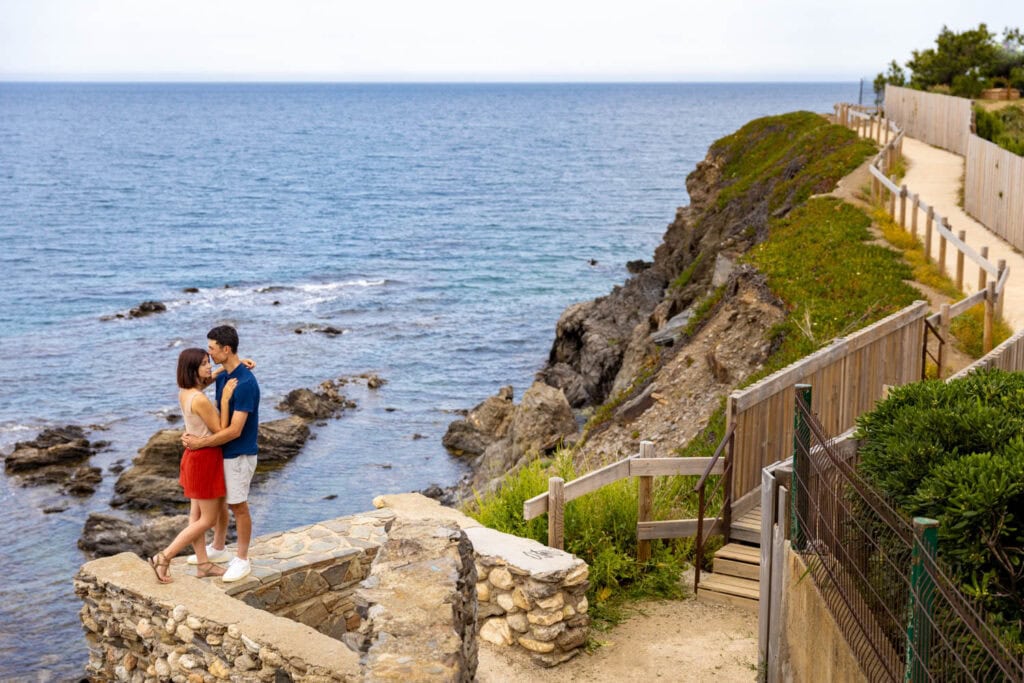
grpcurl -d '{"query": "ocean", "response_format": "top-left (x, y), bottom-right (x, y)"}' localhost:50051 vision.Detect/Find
top-left (0, 82), bottom-right (857, 679)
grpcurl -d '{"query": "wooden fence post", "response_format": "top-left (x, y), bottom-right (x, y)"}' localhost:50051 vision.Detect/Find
top-left (637, 440), bottom-right (655, 563)
top-left (924, 207), bottom-right (934, 263)
top-left (997, 259), bottom-right (1006, 319)
top-left (899, 185), bottom-right (908, 228)
top-left (911, 194), bottom-right (919, 238)
top-left (984, 282), bottom-right (996, 354)
top-left (889, 177), bottom-right (897, 218)
top-left (955, 230), bottom-right (966, 291)
top-left (548, 477), bottom-right (565, 550)
top-left (938, 218), bottom-right (948, 276)
top-left (938, 303), bottom-right (950, 379)
top-left (979, 246), bottom-right (989, 292)
top-left (791, 384), bottom-right (812, 552)
top-left (905, 517), bottom-right (939, 682)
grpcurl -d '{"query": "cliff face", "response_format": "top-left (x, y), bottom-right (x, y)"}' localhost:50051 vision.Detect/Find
top-left (446, 112), bottom-right (876, 489)
top-left (538, 112), bottom-right (873, 412)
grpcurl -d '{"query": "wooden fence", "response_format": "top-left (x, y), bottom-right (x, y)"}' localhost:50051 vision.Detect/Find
top-left (883, 85), bottom-right (971, 155)
top-left (883, 85), bottom-right (1024, 254)
top-left (838, 101), bottom-right (1009, 367)
top-left (965, 134), bottom-right (1024, 249)
top-left (947, 328), bottom-right (1024, 380)
top-left (727, 301), bottom-right (928, 506)
top-left (523, 441), bottom-right (725, 551)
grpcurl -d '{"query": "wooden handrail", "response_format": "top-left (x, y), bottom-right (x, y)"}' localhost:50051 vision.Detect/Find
top-left (694, 422), bottom-right (737, 492)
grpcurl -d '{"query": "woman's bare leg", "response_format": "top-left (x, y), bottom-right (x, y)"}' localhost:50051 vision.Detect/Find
top-left (156, 498), bottom-right (225, 579)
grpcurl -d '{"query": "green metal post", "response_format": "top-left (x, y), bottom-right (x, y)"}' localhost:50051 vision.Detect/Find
top-left (790, 383), bottom-right (812, 551)
top-left (905, 517), bottom-right (939, 682)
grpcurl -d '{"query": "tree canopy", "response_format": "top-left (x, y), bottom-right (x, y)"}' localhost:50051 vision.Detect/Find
top-left (875, 24), bottom-right (1024, 100)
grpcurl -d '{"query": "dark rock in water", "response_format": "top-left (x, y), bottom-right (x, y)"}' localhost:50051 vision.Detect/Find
top-left (257, 417), bottom-right (312, 464)
top-left (360, 372), bottom-right (386, 389)
top-left (384, 407), bottom-right (397, 412)
top-left (323, 494), bottom-right (338, 500)
top-left (277, 383), bottom-right (349, 421)
top-left (442, 386), bottom-right (514, 457)
top-left (182, 287), bottom-right (199, 293)
top-left (78, 512), bottom-right (190, 559)
top-left (43, 502), bottom-right (69, 514)
top-left (128, 300), bottom-right (166, 318)
top-left (111, 429), bottom-right (186, 512)
top-left (273, 300), bottom-right (280, 305)
top-left (63, 465), bottom-right (103, 496)
top-left (588, 258), bottom-right (598, 266)
top-left (92, 440), bottom-right (111, 450)
top-left (420, 484), bottom-right (444, 500)
top-left (4, 426), bottom-right (99, 495)
top-left (411, 433), bottom-right (425, 440)
top-left (165, 413), bottom-right (182, 423)
top-left (318, 326), bottom-right (344, 336)
top-left (108, 462), bottom-right (125, 474)
top-left (295, 328), bottom-right (304, 334)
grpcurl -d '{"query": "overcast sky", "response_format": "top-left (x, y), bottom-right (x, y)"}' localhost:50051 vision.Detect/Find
top-left (1, 0), bottom-right (1019, 82)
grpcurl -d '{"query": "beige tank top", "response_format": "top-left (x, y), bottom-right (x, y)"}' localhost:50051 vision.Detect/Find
top-left (181, 390), bottom-right (213, 438)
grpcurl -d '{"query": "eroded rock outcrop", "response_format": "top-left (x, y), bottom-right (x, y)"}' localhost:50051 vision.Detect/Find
top-left (4, 425), bottom-right (103, 495)
top-left (78, 512), bottom-right (190, 558)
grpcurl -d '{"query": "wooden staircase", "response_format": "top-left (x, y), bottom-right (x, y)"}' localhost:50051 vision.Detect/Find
top-left (696, 506), bottom-right (761, 611)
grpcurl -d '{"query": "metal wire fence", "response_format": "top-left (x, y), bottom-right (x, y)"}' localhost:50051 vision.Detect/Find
top-left (790, 388), bottom-right (1024, 682)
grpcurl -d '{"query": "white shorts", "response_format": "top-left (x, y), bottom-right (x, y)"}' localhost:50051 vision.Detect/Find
top-left (223, 455), bottom-right (257, 505)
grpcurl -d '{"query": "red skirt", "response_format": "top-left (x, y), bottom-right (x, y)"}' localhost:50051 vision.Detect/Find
top-left (180, 447), bottom-right (226, 500)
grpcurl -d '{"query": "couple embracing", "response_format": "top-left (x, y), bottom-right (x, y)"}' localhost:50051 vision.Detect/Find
top-left (150, 325), bottom-right (260, 584)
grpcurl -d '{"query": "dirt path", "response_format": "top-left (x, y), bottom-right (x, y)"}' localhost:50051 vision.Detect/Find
top-left (476, 598), bottom-right (758, 683)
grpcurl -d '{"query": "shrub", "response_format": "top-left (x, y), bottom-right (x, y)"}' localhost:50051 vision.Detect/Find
top-left (854, 370), bottom-right (1024, 639)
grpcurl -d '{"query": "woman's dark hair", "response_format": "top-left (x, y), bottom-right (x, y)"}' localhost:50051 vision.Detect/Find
top-left (177, 348), bottom-right (208, 389)
top-left (207, 325), bottom-right (239, 354)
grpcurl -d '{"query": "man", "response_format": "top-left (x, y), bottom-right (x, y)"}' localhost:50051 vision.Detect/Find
top-left (182, 325), bottom-right (260, 582)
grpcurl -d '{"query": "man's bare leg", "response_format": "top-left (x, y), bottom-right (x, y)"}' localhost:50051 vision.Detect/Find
top-left (229, 501), bottom-right (251, 560)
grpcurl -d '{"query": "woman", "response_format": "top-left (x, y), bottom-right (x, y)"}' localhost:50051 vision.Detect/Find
top-left (149, 348), bottom-right (238, 583)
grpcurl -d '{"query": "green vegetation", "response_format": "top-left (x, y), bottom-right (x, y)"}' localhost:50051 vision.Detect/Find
top-left (468, 451), bottom-right (689, 628)
top-left (680, 285), bottom-right (726, 339)
top-left (874, 24), bottom-right (1024, 99)
top-left (712, 112), bottom-right (876, 213)
top-left (855, 371), bottom-right (1024, 651)
top-left (871, 206), bottom-right (1012, 357)
top-left (974, 103), bottom-right (1024, 156)
top-left (669, 253), bottom-right (703, 291)
top-left (745, 197), bottom-right (920, 372)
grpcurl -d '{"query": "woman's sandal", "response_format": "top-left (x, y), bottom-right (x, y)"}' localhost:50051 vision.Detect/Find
top-left (196, 562), bottom-right (226, 579)
top-left (149, 552), bottom-right (173, 584)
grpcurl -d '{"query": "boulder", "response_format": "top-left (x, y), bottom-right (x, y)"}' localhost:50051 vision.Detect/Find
top-left (442, 386), bottom-right (514, 457)
top-left (78, 512), bottom-right (190, 558)
top-left (510, 382), bottom-right (576, 458)
top-left (277, 380), bottom-right (355, 421)
top-left (257, 416), bottom-right (311, 464)
top-left (4, 425), bottom-right (101, 493)
top-left (128, 300), bottom-right (166, 318)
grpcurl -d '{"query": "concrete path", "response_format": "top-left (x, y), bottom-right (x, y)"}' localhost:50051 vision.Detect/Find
top-left (900, 136), bottom-right (1024, 331)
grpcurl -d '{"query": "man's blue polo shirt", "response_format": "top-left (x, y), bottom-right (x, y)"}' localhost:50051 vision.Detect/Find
top-left (215, 363), bottom-right (260, 459)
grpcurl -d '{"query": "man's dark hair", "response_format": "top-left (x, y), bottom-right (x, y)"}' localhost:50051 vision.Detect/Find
top-left (207, 325), bottom-right (239, 354)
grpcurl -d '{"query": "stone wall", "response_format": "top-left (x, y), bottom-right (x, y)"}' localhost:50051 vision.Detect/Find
top-left (75, 553), bottom-right (361, 681)
top-left (468, 527), bottom-right (589, 666)
top-left (76, 495), bottom-right (590, 680)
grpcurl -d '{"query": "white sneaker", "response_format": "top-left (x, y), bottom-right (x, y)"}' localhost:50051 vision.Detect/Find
top-left (222, 557), bottom-right (252, 583)
top-left (186, 544), bottom-right (230, 565)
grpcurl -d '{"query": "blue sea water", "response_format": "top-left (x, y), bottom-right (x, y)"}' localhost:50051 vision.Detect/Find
top-left (0, 82), bottom-right (857, 678)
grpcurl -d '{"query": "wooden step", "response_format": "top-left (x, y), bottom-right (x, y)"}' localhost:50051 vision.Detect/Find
top-left (697, 572), bottom-right (759, 612)
top-left (713, 557), bottom-right (759, 581)
top-left (714, 542), bottom-right (761, 564)
top-left (728, 524), bottom-right (760, 544)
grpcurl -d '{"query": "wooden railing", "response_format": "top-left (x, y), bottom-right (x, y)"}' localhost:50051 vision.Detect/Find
top-left (523, 440), bottom-right (725, 552)
top-left (726, 301), bottom-right (928, 507)
top-left (882, 85), bottom-right (1024, 256)
top-left (837, 102), bottom-right (1009, 361)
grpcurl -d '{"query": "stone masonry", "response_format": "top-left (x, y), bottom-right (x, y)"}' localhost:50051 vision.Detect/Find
top-left (76, 494), bottom-right (590, 680)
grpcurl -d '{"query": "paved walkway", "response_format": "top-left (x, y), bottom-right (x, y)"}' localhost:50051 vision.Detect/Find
top-left (900, 136), bottom-right (1024, 331)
